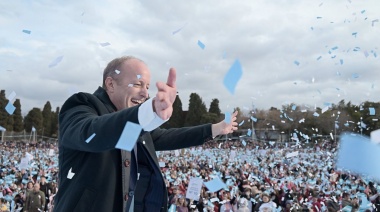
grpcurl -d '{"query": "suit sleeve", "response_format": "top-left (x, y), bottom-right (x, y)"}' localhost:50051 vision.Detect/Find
top-left (59, 93), bottom-right (140, 152)
top-left (150, 124), bottom-right (213, 151)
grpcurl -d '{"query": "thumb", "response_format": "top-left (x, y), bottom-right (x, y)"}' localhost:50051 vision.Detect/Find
top-left (166, 68), bottom-right (176, 88)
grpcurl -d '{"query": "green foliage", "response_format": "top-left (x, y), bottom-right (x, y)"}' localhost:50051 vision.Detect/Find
top-left (0, 90), bottom-right (9, 129)
top-left (209, 99), bottom-right (221, 117)
top-left (50, 107), bottom-right (60, 137)
top-left (185, 93), bottom-right (207, 127)
top-left (163, 95), bottom-right (184, 128)
top-left (24, 108), bottom-right (43, 134)
top-left (13, 99), bottom-right (24, 132)
top-left (42, 101), bottom-right (52, 136)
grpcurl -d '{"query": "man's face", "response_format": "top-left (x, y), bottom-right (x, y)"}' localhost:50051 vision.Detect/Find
top-left (33, 184), bottom-right (40, 192)
top-left (107, 59), bottom-right (151, 111)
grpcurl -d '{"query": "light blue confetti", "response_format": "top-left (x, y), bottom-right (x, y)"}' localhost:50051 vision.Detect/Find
top-left (317, 56), bottom-right (322, 60)
top-left (292, 105), bottom-right (296, 110)
top-left (115, 122), bottom-right (142, 151)
top-left (313, 112), bottom-right (320, 117)
top-left (197, 40), bottom-right (205, 50)
top-left (337, 133), bottom-right (380, 181)
top-left (361, 10), bottom-right (365, 14)
top-left (331, 46), bottom-right (338, 50)
top-left (100, 42), bottom-right (110, 47)
top-left (238, 120), bottom-right (245, 126)
top-left (250, 116), bottom-right (257, 122)
top-left (85, 133), bottom-right (96, 143)
top-left (316, 17), bottom-right (322, 19)
top-left (294, 60), bottom-right (300, 66)
top-left (5, 102), bottom-right (15, 115)
top-left (352, 32), bottom-right (357, 37)
top-left (352, 73), bottom-right (359, 78)
top-left (22, 29), bottom-right (31, 34)
top-left (340, 59), bottom-right (344, 65)
top-left (369, 107), bottom-right (375, 115)
top-left (48, 55), bottom-right (64, 68)
top-left (247, 129), bottom-right (252, 137)
top-left (223, 59), bottom-right (243, 95)
top-left (224, 112), bottom-right (231, 124)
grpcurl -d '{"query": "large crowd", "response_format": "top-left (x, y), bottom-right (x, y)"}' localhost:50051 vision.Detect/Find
top-left (0, 138), bottom-right (379, 212)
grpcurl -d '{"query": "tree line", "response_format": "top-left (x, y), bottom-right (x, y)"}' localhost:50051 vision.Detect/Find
top-left (1, 89), bottom-right (379, 140)
top-left (0, 90), bottom-right (59, 138)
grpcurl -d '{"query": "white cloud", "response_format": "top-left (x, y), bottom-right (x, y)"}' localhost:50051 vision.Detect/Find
top-left (1, 0), bottom-right (379, 115)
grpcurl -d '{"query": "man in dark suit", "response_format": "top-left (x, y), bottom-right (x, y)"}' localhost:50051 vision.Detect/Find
top-left (54, 56), bottom-right (238, 212)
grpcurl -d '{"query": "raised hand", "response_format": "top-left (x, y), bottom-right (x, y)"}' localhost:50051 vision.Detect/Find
top-left (154, 68), bottom-right (177, 120)
top-left (212, 110), bottom-right (238, 137)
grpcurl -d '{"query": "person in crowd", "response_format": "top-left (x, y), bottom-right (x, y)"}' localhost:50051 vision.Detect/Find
top-left (176, 195), bottom-right (189, 212)
top-left (24, 183), bottom-right (45, 212)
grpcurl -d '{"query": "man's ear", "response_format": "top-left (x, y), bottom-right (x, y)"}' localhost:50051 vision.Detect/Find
top-left (105, 77), bottom-right (114, 92)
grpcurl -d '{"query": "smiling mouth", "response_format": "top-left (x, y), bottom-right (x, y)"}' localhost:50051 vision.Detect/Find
top-left (131, 98), bottom-right (146, 105)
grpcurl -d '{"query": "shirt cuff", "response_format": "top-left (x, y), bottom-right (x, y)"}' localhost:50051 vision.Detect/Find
top-left (138, 98), bottom-right (168, 131)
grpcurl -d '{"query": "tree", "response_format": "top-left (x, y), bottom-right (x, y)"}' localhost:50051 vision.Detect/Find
top-left (50, 106), bottom-right (60, 137)
top-left (185, 93), bottom-right (207, 126)
top-left (200, 113), bottom-right (219, 124)
top-left (24, 108), bottom-right (43, 134)
top-left (209, 99), bottom-right (221, 118)
top-left (13, 99), bottom-right (24, 132)
top-left (0, 90), bottom-right (8, 129)
top-left (162, 95), bottom-right (184, 128)
top-left (42, 101), bottom-right (52, 137)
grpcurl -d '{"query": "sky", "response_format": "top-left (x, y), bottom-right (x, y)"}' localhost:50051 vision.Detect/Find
top-left (1, 0), bottom-right (379, 116)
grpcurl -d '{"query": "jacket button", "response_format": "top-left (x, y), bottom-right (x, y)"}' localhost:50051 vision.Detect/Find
top-left (129, 191), bottom-right (134, 197)
top-left (124, 159), bottom-right (130, 167)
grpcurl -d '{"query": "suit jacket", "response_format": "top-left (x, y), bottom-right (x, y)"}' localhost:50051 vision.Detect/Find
top-left (54, 87), bottom-right (213, 212)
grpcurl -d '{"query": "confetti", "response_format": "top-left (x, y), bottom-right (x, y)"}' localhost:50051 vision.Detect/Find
top-left (223, 59), bottom-right (243, 95)
top-left (337, 133), bottom-right (380, 181)
top-left (22, 29), bottom-right (31, 34)
top-left (5, 102), bottom-right (15, 115)
top-left (6, 91), bottom-right (16, 101)
top-left (137, 74), bottom-right (141, 79)
top-left (115, 70), bottom-right (120, 74)
top-left (48, 55), bottom-right (64, 68)
top-left (352, 73), bottom-right (359, 78)
top-left (250, 116), bottom-right (257, 122)
top-left (247, 129), bottom-right (252, 137)
top-left (172, 22), bottom-right (188, 35)
top-left (238, 120), bottom-right (245, 126)
top-left (372, 19), bottom-right (379, 27)
top-left (242, 140), bottom-right (247, 146)
top-left (352, 32), bottom-right (357, 37)
top-left (313, 112), bottom-right (320, 117)
top-left (85, 133), bottom-right (96, 143)
top-left (67, 167), bottom-right (75, 179)
top-left (197, 40), bottom-right (205, 49)
top-left (224, 112), bottom-right (231, 124)
top-left (317, 56), bottom-right (322, 60)
top-left (340, 59), bottom-right (343, 65)
top-left (369, 107), bottom-right (375, 115)
top-left (294, 60), bottom-right (300, 66)
top-left (371, 129), bottom-right (380, 144)
top-left (204, 178), bottom-right (226, 192)
top-left (115, 121), bottom-right (142, 151)
top-left (99, 42), bottom-right (110, 47)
